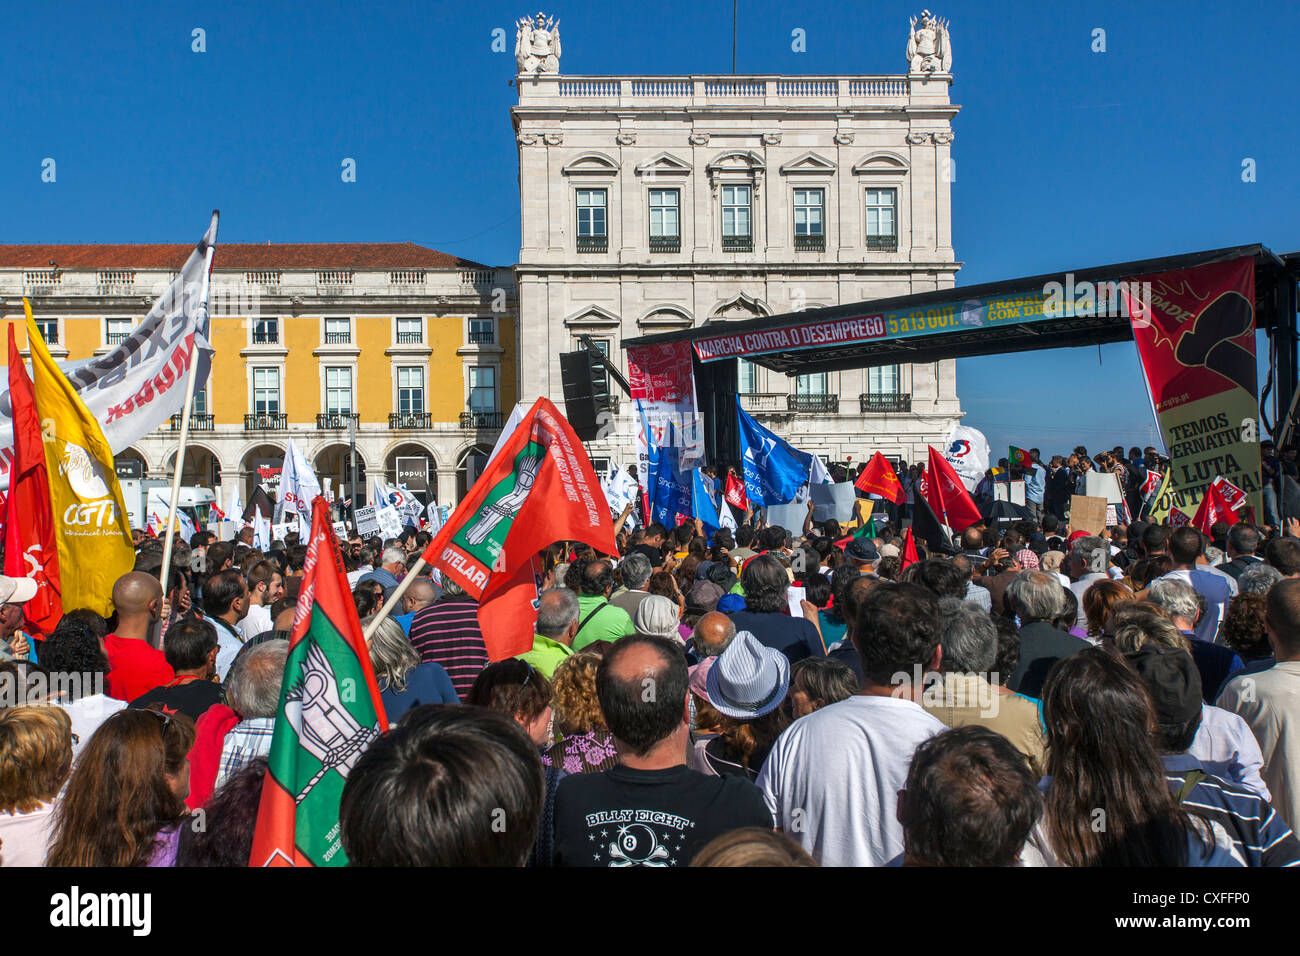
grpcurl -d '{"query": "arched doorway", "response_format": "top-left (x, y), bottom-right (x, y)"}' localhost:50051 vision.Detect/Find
top-left (314, 443), bottom-right (366, 505)
top-left (455, 443), bottom-right (493, 502)
top-left (113, 446), bottom-right (149, 482)
top-left (240, 442), bottom-right (285, 501)
top-left (385, 442), bottom-right (437, 505)
top-left (165, 444), bottom-right (221, 487)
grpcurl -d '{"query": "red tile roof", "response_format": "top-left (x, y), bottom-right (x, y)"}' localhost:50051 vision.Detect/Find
top-left (0, 242), bottom-right (492, 271)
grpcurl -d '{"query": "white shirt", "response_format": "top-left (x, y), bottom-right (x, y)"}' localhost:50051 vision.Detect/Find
top-left (56, 694), bottom-right (126, 761)
top-left (0, 803), bottom-right (56, 866)
top-left (757, 694), bottom-right (945, 867)
top-left (1160, 567), bottom-right (1237, 643)
top-left (238, 603), bottom-right (273, 643)
top-left (208, 616), bottom-right (245, 681)
top-left (1189, 703), bottom-right (1270, 801)
top-left (1217, 661), bottom-right (1300, 830)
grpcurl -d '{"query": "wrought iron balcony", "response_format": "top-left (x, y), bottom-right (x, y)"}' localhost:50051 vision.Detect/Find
top-left (721, 235), bottom-right (753, 252)
top-left (105, 331), bottom-right (130, 346)
top-left (323, 331), bottom-right (352, 345)
top-left (866, 234), bottom-right (898, 252)
top-left (316, 412), bottom-right (359, 430)
top-left (467, 329), bottom-right (495, 344)
top-left (169, 413), bottom-right (214, 432)
top-left (252, 327), bottom-right (279, 344)
top-left (389, 411), bottom-right (431, 430)
top-left (396, 329), bottom-right (423, 344)
top-left (576, 235), bottom-right (608, 253)
top-left (788, 393), bottom-right (839, 414)
top-left (649, 235), bottom-right (681, 253)
top-left (244, 412), bottom-right (287, 431)
top-left (794, 234), bottom-right (826, 251)
top-left (859, 392), bottom-right (912, 413)
top-left (460, 411), bottom-right (504, 429)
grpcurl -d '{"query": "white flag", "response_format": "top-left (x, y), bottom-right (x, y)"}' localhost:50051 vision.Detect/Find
top-left (0, 212), bottom-right (219, 492)
top-left (253, 511), bottom-right (272, 551)
top-left (810, 454), bottom-right (833, 485)
top-left (602, 463), bottom-right (640, 530)
top-left (719, 499), bottom-right (738, 532)
top-left (274, 438), bottom-right (321, 537)
top-left (485, 402), bottom-right (529, 467)
top-left (944, 424), bottom-right (991, 492)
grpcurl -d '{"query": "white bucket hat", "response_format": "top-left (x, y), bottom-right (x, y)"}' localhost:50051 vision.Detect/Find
top-left (705, 630), bottom-right (790, 720)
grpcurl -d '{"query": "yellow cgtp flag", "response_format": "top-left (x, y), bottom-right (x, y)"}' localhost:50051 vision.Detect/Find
top-left (25, 302), bottom-right (134, 616)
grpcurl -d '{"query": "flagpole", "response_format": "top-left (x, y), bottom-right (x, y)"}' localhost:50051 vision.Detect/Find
top-left (160, 239), bottom-right (217, 596)
top-left (362, 556), bottom-right (426, 640)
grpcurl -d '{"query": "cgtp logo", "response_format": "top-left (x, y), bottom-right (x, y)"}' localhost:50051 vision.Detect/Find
top-left (947, 439), bottom-right (971, 458)
top-left (60, 443), bottom-right (110, 500)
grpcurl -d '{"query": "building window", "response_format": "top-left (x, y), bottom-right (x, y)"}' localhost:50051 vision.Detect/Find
top-left (192, 387), bottom-right (208, 416)
top-left (469, 367), bottom-right (498, 412)
top-left (324, 317), bottom-right (351, 344)
top-left (649, 189), bottom-right (680, 251)
top-left (33, 317), bottom-right (58, 345)
top-left (253, 316), bottom-right (279, 344)
top-left (398, 367), bottom-right (425, 414)
top-left (326, 367), bottom-right (353, 414)
top-left (468, 318), bottom-right (495, 344)
top-left (796, 373), bottom-right (827, 395)
top-left (576, 189), bottom-right (607, 251)
top-left (105, 318), bottom-right (132, 345)
top-left (793, 188), bottom-right (825, 242)
top-left (721, 185), bottom-right (752, 250)
top-left (865, 188), bottom-right (898, 250)
top-left (253, 368), bottom-right (280, 414)
top-left (396, 317), bottom-right (422, 344)
top-left (738, 359), bottom-right (757, 394)
top-left (868, 364), bottom-right (901, 394)
top-left (587, 339), bottom-right (611, 396)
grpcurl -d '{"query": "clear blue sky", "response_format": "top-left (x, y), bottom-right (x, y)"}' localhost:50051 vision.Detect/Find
top-left (3, 0), bottom-right (1296, 460)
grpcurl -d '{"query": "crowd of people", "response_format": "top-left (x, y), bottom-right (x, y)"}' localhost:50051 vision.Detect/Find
top-left (2, 452), bottom-right (1300, 869)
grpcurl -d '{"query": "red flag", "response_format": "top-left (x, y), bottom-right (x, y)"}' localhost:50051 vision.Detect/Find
top-left (900, 527), bottom-right (920, 570)
top-left (421, 398), bottom-right (616, 661)
top-left (1009, 445), bottom-right (1033, 469)
top-left (724, 472), bottom-right (748, 511)
top-left (4, 326), bottom-right (61, 634)
top-left (853, 452), bottom-right (905, 504)
top-left (248, 496), bottom-right (388, 867)
top-left (1191, 481), bottom-right (1239, 535)
top-left (925, 446), bottom-right (982, 532)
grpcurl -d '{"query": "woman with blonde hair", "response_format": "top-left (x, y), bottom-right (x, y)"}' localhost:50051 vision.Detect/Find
top-left (362, 614), bottom-right (458, 722)
top-left (0, 706), bottom-right (74, 866)
top-left (543, 645), bottom-right (617, 774)
top-left (47, 707), bottom-right (196, 867)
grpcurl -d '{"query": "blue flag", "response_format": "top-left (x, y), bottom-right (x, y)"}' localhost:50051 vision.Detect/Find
top-left (648, 424), bottom-right (692, 527)
top-left (691, 468), bottom-right (722, 533)
top-left (737, 397), bottom-right (813, 507)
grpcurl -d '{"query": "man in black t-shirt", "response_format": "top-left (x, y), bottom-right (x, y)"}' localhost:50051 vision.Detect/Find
top-left (130, 617), bottom-right (225, 721)
top-left (552, 635), bottom-right (772, 867)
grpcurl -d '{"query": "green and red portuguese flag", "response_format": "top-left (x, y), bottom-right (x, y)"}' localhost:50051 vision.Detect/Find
top-left (1009, 445), bottom-right (1033, 469)
top-left (249, 495), bottom-right (388, 867)
top-left (420, 397), bottom-right (617, 662)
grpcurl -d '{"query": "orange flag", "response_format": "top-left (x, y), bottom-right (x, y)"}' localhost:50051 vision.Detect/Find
top-left (854, 452), bottom-right (905, 504)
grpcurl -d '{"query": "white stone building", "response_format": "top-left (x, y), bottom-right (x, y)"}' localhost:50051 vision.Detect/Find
top-left (511, 15), bottom-right (964, 469)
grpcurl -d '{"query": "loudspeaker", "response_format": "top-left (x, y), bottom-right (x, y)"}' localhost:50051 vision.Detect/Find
top-left (559, 350), bottom-right (613, 442)
top-left (694, 355), bottom-right (741, 466)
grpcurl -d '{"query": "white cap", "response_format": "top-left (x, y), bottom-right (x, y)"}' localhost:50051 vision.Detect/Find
top-left (0, 576), bottom-right (38, 605)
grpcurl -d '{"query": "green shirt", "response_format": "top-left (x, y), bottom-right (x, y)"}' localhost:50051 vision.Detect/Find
top-left (516, 634), bottom-right (574, 679)
top-left (572, 595), bottom-right (636, 651)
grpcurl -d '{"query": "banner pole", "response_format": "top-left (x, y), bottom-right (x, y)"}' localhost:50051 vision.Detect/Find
top-left (363, 556), bottom-right (425, 640)
top-left (160, 240), bottom-right (216, 597)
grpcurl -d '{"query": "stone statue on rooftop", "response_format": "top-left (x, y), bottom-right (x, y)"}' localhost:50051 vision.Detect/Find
top-left (516, 12), bottom-right (562, 74)
top-left (907, 10), bottom-right (952, 74)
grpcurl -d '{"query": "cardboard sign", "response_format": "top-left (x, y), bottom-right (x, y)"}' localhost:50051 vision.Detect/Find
top-left (354, 505), bottom-right (381, 538)
top-left (376, 505), bottom-right (405, 539)
top-left (271, 521), bottom-right (297, 543)
top-left (1069, 495), bottom-right (1109, 536)
top-left (1105, 505), bottom-right (1118, 527)
top-left (764, 502), bottom-right (808, 533)
top-left (332, 520), bottom-right (349, 539)
top-left (810, 482), bottom-right (857, 523)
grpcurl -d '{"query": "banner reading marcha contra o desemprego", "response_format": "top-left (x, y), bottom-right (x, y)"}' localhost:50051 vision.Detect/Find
top-left (1128, 255), bottom-right (1261, 523)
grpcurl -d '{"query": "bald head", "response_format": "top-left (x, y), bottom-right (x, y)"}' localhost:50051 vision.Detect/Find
top-left (113, 572), bottom-right (163, 619)
top-left (691, 611), bottom-right (737, 658)
top-left (402, 576), bottom-right (437, 614)
top-left (596, 635), bottom-right (689, 757)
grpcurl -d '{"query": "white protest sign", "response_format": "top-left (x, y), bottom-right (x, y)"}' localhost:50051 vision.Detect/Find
top-left (354, 505), bottom-right (381, 538)
top-left (376, 505), bottom-right (404, 539)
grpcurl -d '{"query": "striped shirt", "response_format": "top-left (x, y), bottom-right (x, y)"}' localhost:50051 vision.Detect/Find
top-left (1162, 754), bottom-right (1300, 867)
top-left (408, 597), bottom-right (490, 699)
